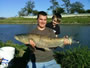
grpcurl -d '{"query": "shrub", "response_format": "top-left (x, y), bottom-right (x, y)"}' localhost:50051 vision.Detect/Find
top-left (0, 41), bottom-right (27, 57)
top-left (54, 46), bottom-right (90, 68)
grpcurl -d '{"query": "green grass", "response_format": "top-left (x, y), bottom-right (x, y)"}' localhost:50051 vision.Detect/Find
top-left (0, 17), bottom-right (37, 24)
top-left (0, 16), bottom-right (90, 24)
top-left (62, 16), bottom-right (90, 24)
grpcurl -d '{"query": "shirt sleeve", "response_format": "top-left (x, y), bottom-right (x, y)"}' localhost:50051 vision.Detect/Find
top-left (56, 26), bottom-right (60, 34)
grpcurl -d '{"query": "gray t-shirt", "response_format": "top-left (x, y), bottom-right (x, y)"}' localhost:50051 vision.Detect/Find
top-left (30, 27), bottom-right (56, 62)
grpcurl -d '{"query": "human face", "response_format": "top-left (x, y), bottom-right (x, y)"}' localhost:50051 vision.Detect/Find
top-left (52, 17), bottom-right (61, 26)
top-left (37, 14), bottom-right (47, 29)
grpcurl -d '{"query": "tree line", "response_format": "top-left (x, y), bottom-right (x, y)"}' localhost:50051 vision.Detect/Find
top-left (18, 0), bottom-right (90, 16)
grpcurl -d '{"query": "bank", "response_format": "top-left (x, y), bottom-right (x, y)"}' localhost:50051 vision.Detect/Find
top-left (0, 15), bottom-right (90, 24)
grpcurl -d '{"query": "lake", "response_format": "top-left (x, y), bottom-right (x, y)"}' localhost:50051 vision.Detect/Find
top-left (0, 24), bottom-right (90, 48)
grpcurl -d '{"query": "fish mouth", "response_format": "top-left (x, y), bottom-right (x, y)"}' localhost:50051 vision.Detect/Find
top-left (14, 36), bottom-right (19, 40)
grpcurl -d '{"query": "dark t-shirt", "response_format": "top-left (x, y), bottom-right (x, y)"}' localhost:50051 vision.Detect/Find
top-left (29, 27), bottom-right (56, 62)
top-left (46, 22), bottom-right (60, 35)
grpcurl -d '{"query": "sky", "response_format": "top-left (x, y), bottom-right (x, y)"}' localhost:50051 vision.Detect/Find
top-left (0, 0), bottom-right (90, 17)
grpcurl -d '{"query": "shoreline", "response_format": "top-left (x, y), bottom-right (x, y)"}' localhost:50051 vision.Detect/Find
top-left (0, 16), bottom-right (90, 24)
top-left (0, 23), bottom-right (90, 25)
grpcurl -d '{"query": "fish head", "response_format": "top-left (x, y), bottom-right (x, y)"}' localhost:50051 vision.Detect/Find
top-left (14, 34), bottom-right (29, 44)
top-left (14, 35), bottom-right (19, 41)
top-left (14, 35), bottom-right (23, 41)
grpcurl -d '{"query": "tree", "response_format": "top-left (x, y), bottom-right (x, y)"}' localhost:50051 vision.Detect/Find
top-left (47, 0), bottom-right (59, 14)
top-left (78, 9), bottom-right (85, 13)
top-left (70, 1), bottom-right (84, 13)
top-left (18, 8), bottom-right (27, 16)
top-left (86, 9), bottom-right (90, 13)
top-left (54, 7), bottom-right (64, 14)
top-left (18, 0), bottom-right (35, 16)
top-left (32, 10), bottom-right (38, 15)
top-left (25, 0), bottom-right (35, 15)
top-left (62, 0), bottom-right (71, 14)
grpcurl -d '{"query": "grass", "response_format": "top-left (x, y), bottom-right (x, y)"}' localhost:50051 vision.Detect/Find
top-left (0, 16), bottom-right (90, 24)
top-left (62, 16), bottom-right (90, 24)
top-left (0, 17), bottom-right (37, 24)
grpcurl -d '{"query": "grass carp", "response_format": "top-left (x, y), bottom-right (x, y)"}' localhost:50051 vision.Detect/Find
top-left (15, 34), bottom-right (79, 51)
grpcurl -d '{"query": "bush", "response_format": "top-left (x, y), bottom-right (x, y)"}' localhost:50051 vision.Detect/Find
top-left (54, 46), bottom-right (90, 68)
top-left (0, 41), bottom-right (27, 57)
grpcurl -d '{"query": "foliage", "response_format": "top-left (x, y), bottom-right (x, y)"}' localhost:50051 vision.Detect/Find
top-left (18, 8), bottom-right (27, 16)
top-left (32, 10), bottom-right (38, 15)
top-left (0, 41), bottom-right (90, 68)
top-left (55, 7), bottom-right (64, 14)
top-left (70, 1), bottom-right (84, 13)
top-left (86, 9), bottom-right (90, 13)
top-left (47, 0), bottom-right (59, 14)
top-left (18, 0), bottom-right (35, 16)
top-left (61, 0), bottom-right (71, 14)
top-left (17, 0), bottom-right (89, 16)
top-left (0, 40), bottom-right (27, 57)
top-left (54, 46), bottom-right (90, 68)
top-left (52, 7), bottom-right (64, 14)
top-left (48, 0), bottom-right (85, 14)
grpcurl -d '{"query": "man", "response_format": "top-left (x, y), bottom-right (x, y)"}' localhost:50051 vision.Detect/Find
top-left (27, 11), bottom-right (70, 68)
top-left (46, 13), bottom-right (62, 37)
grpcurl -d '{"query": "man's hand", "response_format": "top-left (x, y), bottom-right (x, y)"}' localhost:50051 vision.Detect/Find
top-left (64, 37), bottom-right (71, 45)
top-left (29, 40), bottom-right (36, 48)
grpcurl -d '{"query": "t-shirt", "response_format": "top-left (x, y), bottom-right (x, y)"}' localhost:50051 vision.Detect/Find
top-left (29, 27), bottom-right (56, 62)
top-left (46, 22), bottom-right (60, 35)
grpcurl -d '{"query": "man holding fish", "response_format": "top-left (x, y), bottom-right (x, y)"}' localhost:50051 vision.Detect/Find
top-left (15, 11), bottom-right (73, 68)
top-left (26, 11), bottom-right (71, 68)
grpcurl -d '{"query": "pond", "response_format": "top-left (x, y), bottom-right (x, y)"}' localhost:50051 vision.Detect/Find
top-left (0, 24), bottom-right (90, 48)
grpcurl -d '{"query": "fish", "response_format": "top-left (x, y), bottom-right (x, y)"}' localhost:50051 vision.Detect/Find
top-left (14, 34), bottom-right (79, 51)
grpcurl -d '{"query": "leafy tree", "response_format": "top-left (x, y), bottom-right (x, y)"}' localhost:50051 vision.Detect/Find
top-left (25, 0), bottom-right (35, 15)
top-left (53, 7), bottom-right (64, 14)
top-left (86, 9), bottom-right (90, 13)
top-left (32, 10), bottom-right (38, 15)
top-left (18, 8), bottom-right (27, 16)
top-left (47, 0), bottom-right (59, 14)
top-left (70, 1), bottom-right (84, 13)
top-left (78, 9), bottom-right (85, 13)
top-left (62, 0), bottom-right (71, 14)
top-left (18, 0), bottom-right (35, 16)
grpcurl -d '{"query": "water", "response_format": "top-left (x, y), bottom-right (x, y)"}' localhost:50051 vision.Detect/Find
top-left (0, 24), bottom-right (36, 44)
top-left (0, 24), bottom-right (90, 48)
top-left (60, 24), bottom-right (90, 48)
top-left (0, 24), bottom-right (90, 67)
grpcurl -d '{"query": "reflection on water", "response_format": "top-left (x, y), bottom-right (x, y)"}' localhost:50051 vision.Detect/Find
top-left (0, 24), bottom-right (90, 48)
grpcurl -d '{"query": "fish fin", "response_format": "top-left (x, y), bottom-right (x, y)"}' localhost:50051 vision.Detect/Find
top-left (44, 48), bottom-right (51, 51)
top-left (59, 44), bottom-right (65, 48)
